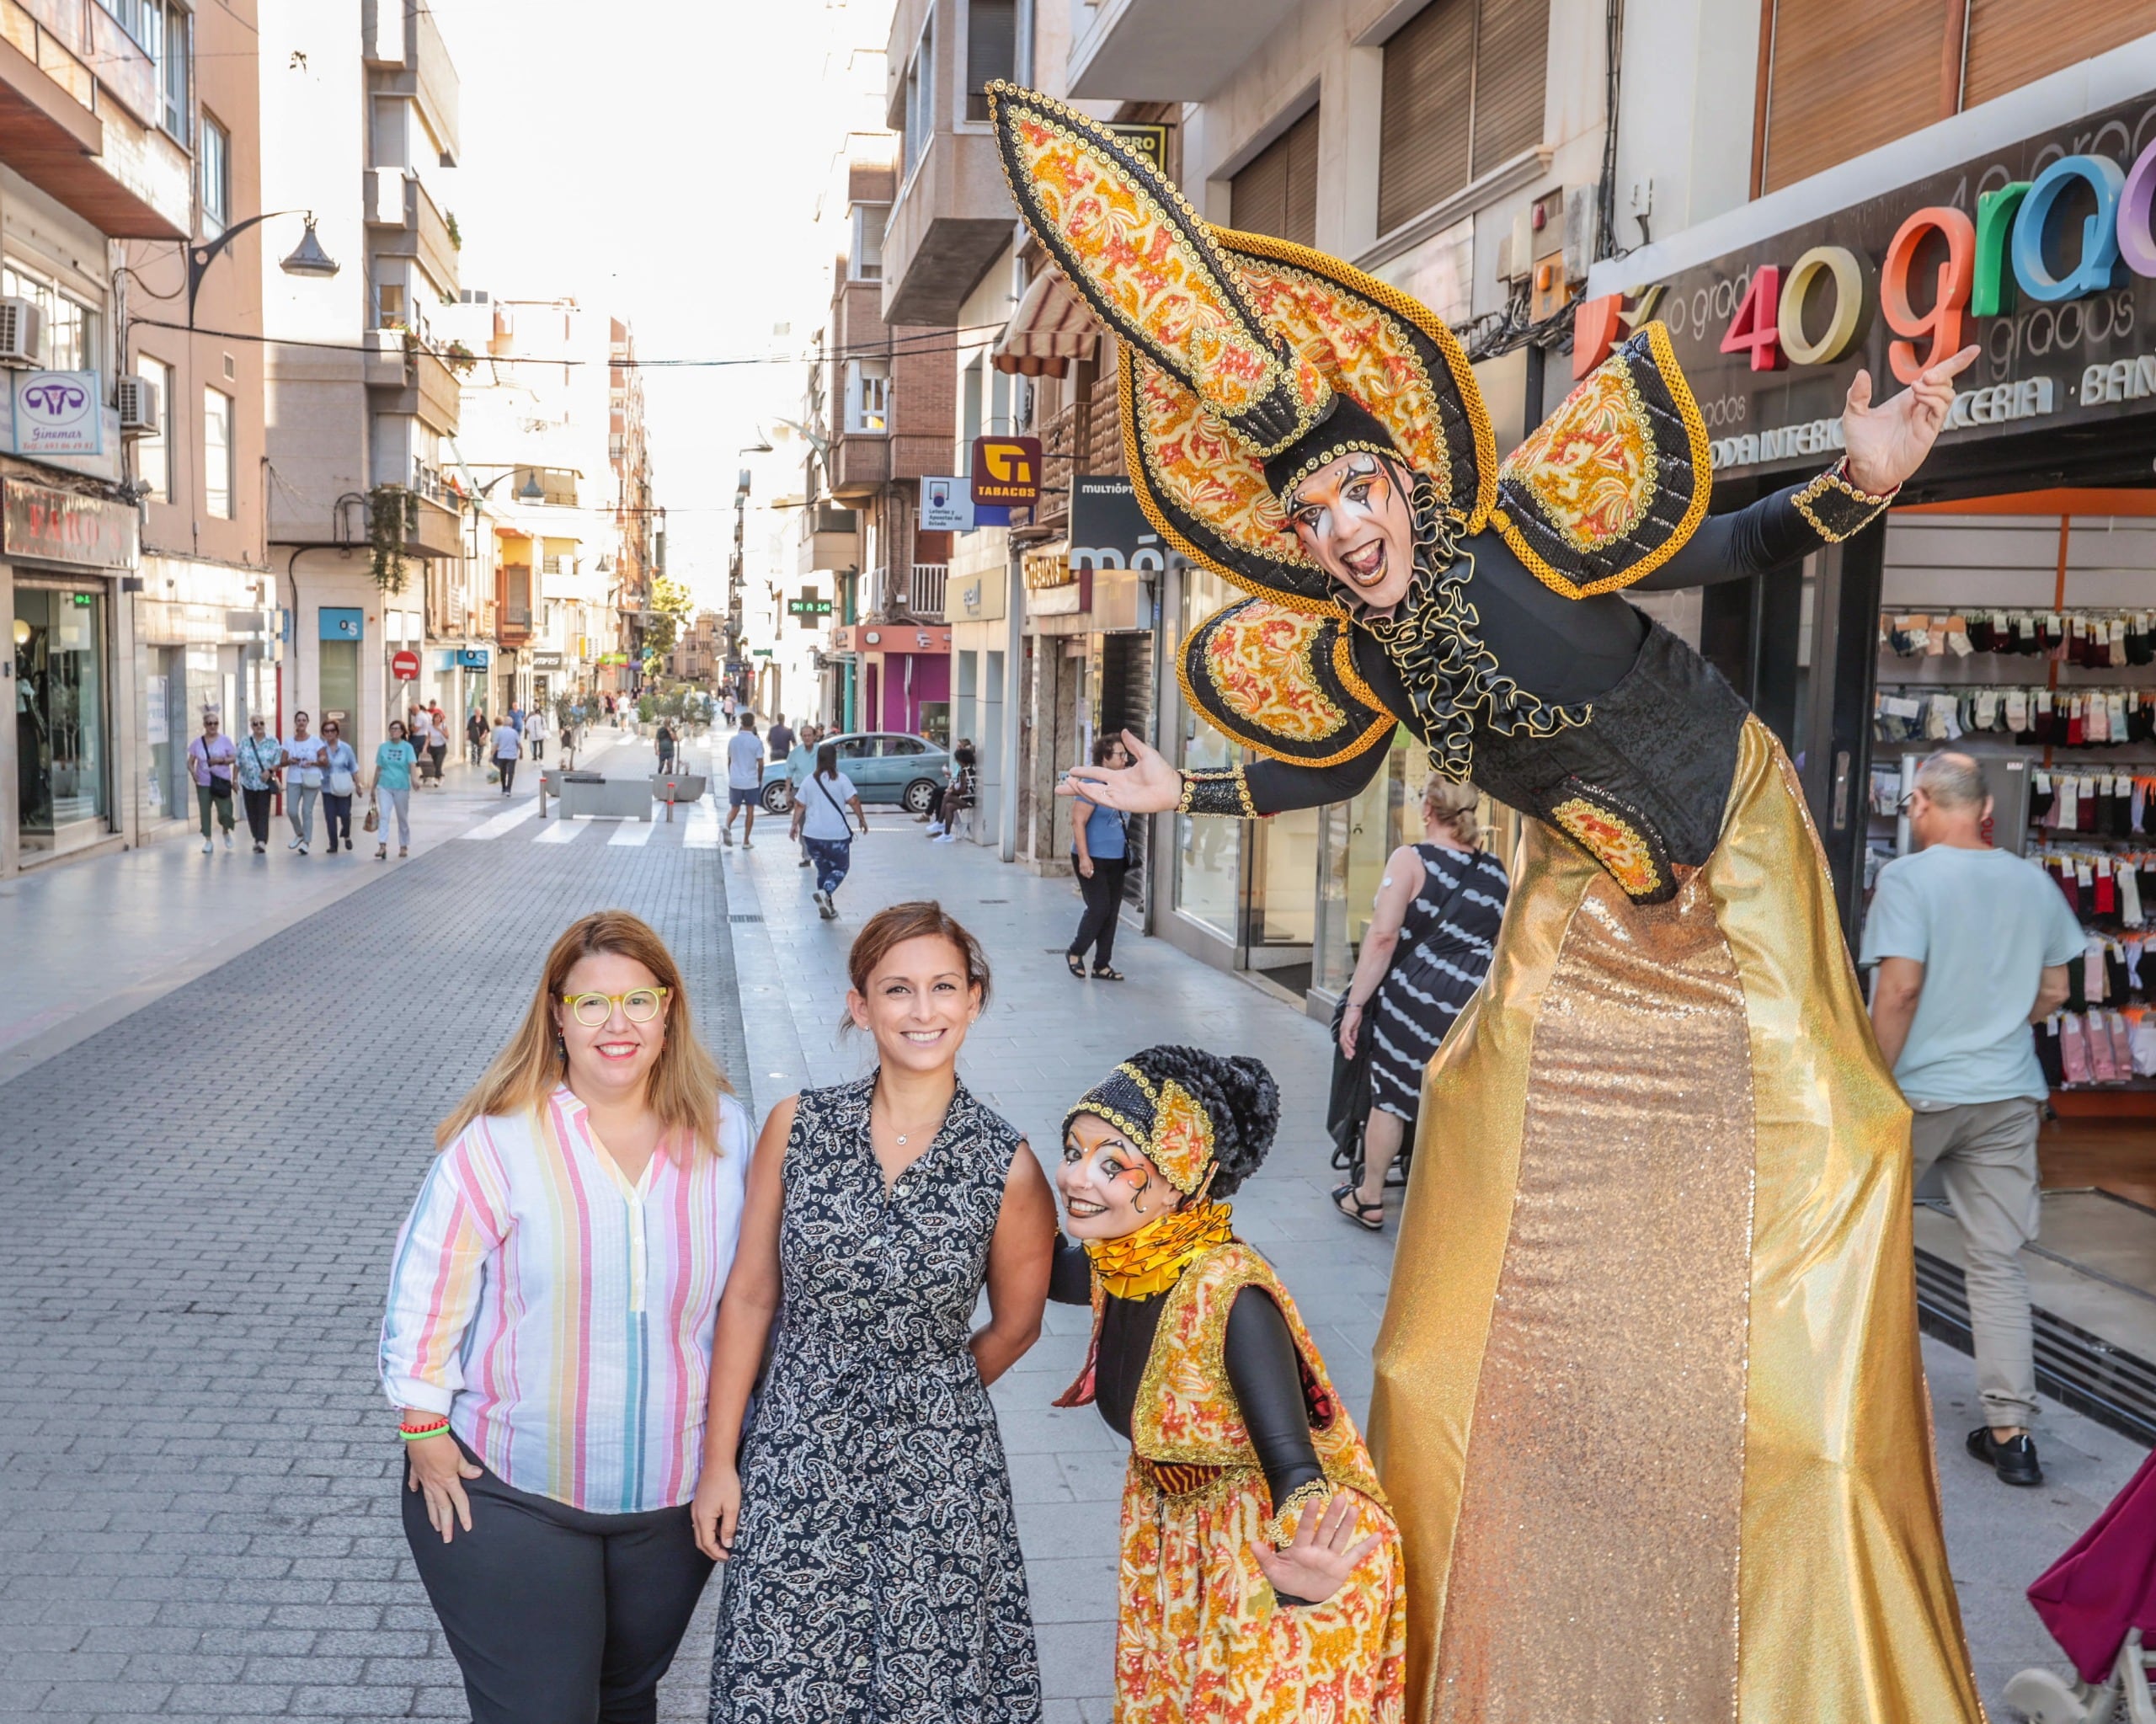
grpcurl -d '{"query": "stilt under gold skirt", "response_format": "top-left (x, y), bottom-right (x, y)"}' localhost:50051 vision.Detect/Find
top-left (1369, 718), bottom-right (1986, 1723)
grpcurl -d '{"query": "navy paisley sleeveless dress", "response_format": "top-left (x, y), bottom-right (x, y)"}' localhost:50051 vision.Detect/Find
top-left (707, 1075), bottom-right (1041, 1723)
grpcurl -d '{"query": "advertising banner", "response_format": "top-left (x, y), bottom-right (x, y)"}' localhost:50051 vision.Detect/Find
top-left (14, 371), bottom-right (103, 456)
top-left (920, 476), bottom-right (974, 531)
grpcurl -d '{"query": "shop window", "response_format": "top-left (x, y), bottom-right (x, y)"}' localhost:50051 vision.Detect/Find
top-left (1229, 105), bottom-right (1319, 248)
top-left (204, 386), bottom-right (233, 520)
top-left (14, 587), bottom-right (109, 843)
top-left (200, 112), bottom-right (230, 240)
top-left (964, 0), bottom-right (1015, 122)
top-left (1377, 0), bottom-right (1547, 237)
top-left (1173, 567), bottom-right (1244, 939)
top-left (136, 356), bottom-right (173, 503)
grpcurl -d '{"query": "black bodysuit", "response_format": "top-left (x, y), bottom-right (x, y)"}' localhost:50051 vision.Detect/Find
top-left (1049, 1237), bottom-right (1323, 1515)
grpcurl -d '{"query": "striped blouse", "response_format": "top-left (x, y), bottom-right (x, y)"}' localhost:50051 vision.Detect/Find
top-left (380, 1085), bottom-right (753, 1513)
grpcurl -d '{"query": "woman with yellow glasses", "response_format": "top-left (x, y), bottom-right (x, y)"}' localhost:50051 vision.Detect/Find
top-left (380, 910), bottom-right (754, 1724)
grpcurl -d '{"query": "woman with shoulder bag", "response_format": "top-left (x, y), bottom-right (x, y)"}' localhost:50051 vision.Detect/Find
top-left (1066, 734), bottom-right (1132, 979)
top-left (1330, 778), bottom-right (1509, 1231)
top-left (319, 720), bottom-right (360, 856)
top-left (789, 742), bottom-right (868, 921)
top-left (236, 714), bottom-right (283, 854)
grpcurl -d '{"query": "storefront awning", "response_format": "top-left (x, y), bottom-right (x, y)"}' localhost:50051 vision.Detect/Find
top-left (991, 272), bottom-right (1098, 378)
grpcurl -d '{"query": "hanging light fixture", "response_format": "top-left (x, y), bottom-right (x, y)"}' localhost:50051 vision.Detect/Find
top-left (279, 216), bottom-right (341, 279)
top-left (519, 471), bottom-right (546, 502)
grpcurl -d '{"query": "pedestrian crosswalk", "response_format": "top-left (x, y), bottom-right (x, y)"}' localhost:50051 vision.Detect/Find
top-left (458, 801), bottom-right (539, 841)
top-left (456, 798), bottom-right (712, 848)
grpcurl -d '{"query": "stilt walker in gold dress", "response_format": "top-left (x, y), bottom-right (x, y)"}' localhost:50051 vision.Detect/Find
top-left (987, 81), bottom-right (1989, 1724)
top-left (1050, 1047), bottom-right (1406, 1722)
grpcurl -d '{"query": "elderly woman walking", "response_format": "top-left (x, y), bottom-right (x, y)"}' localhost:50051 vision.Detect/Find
top-left (382, 910), bottom-right (754, 1724)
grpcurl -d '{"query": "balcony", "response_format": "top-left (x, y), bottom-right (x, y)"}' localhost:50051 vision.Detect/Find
top-left (0, 6), bottom-right (186, 236)
top-left (798, 505), bottom-right (860, 576)
top-left (1066, 0), bottom-right (1301, 101)
top-left (365, 168), bottom-right (460, 297)
top-left (363, 0), bottom-right (460, 165)
top-left (414, 347), bottom-right (460, 435)
top-left (408, 494), bottom-right (463, 560)
top-left (880, 126), bottom-right (1012, 325)
top-left (829, 431), bottom-right (890, 502)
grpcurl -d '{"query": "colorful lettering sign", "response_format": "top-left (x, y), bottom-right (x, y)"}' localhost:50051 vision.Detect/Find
top-left (970, 435), bottom-right (1042, 506)
top-left (2, 478), bottom-right (136, 568)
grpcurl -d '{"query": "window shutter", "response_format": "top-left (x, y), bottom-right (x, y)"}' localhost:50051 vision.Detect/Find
top-left (1470, 0), bottom-right (1547, 178)
top-left (965, 0), bottom-right (1016, 122)
top-left (1379, 0), bottom-right (1474, 238)
top-left (1962, 0), bottom-right (2151, 109)
top-left (1760, 0), bottom-right (1951, 193)
top-left (1230, 106), bottom-right (1320, 247)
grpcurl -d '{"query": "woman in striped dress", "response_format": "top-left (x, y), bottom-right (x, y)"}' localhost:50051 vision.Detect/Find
top-left (381, 910), bottom-right (753, 1724)
top-left (1331, 780), bottom-right (1508, 1231)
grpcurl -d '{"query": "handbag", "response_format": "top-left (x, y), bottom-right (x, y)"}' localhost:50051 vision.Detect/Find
top-left (201, 742), bottom-right (232, 800)
top-left (328, 752), bottom-right (356, 797)
top-left (363, 804), bottom-right (379, 833)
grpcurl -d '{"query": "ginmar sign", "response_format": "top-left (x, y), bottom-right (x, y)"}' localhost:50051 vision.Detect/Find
top-left (970, 435), bottom-right (1041, 506)
top-left (15, 371), bottom-right (102, 456)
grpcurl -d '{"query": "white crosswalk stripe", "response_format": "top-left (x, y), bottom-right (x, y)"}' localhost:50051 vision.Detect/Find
top-left (458, 801), bottom-right (538, 841)
top-left (534, 817), bottom-right (585, 844)
top-left (684, 799), bottom-right (720, 850)
top-left (608, 816), bottom-right (658, 846)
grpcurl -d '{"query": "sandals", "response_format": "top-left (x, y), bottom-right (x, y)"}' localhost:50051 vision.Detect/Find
top-left (1091, 966), bottom-right (1126, 981)
top-left (1065, 954), bottom-right (1087, 979)
top-left (1331, 1183), bottom-right (1384, 1231)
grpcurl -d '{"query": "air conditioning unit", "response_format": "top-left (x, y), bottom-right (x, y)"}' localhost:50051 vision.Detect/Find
top-left (0, 296), bottom-right (43, 368)
top-left (116, 373), bottom-right (160, 437)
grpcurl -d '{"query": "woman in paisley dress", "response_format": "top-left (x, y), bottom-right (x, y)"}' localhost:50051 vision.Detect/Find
top-left (1049, 1045), bottom-right (1406, 1723)
top-left (695, 900), bottom-right (1056, 1723)
top-left (990, 83), bottom-right (1989, 1724)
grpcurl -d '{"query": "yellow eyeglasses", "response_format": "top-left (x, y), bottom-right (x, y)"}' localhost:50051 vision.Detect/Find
top-left (560, 987), bottom-right (670, 1027)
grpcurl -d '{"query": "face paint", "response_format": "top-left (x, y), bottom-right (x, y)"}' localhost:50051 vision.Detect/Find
top-left (1057, 1112), bottom-right (1167, 1241)
top-left (1284, 451), bottom-right (1418, 613)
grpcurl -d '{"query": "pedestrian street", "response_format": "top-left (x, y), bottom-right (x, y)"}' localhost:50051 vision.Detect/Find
top-left (0, 789), bottom-right (2140, 1720)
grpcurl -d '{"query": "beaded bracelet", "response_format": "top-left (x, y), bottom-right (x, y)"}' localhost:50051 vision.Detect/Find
top-left (398, 1419), bottom-right (451, 1442)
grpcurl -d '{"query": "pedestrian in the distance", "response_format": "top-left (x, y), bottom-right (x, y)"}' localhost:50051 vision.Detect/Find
top-left (284, 711), bottom-right (325, 855)
top-left (188, 709), bottom-right (238, 855)
top-left (721, 713), bottom-right (761, 849)
top-left (1331, 777), bottom-right (1509, 1232)
top-left (319, 720), bottom-right (360, 855)
top-left (1065, 734), bottom-right (1131, 979)
top-left (424, 704), bottom-right (450, 786)
top-left (510, 702), bottom-right (526, 735)
top-left (929, 739), bottom-right (976, 843)
top-left (764, 712), bottom-right (794, 764)
top-left (236, 713), bottom-right (282, 854)
top-left (791, 743), bottom-right (867, 920)
top-left (656, 718), bottom-right (679, 776)
top-left (373, 720), bottom-right (419, 861)
top-left (382, 910), bottom-right (753, 1724)
top-left (467, 709), bottom-right (487, 767)
top-left (526, 705), bottom-right (550, 764)
top-left (696, 902), bottom-right (1052, 1721)
top-left (1862, 750), bottom-right (2082, 1487)
top-left (490, 714), bottom-right (523, 795)
top-left (786, 723), bottom-right (820, 868)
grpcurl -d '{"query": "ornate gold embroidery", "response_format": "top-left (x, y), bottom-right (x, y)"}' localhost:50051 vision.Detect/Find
top-left (1260, 1478), bottom-right (1333, 1547)
top-left (1177, 766), bottom-right (1258, 818)
top-left (1199, 604), bottom-right (1345, 742)
top-left (1790, 458), bottom-right (1898, 542)
top-left (1549, 795), bottom-right (1666, 899)
top-left (1086, 1201), bottom-right (1235, 1299)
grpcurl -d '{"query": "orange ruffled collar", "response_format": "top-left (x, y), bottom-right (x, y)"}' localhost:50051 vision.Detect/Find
top-left (1085, 1201), bottom-right (1234, 1300)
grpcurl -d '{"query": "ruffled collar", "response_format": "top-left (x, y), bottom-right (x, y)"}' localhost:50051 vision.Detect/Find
top-left (1358, 478), bottom-right (1592, 781)
top-left (1085, 1201), bottom-right (1234, 1300)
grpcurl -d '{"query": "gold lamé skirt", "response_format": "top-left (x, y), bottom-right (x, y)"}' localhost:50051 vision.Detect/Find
top-left (1369, 718), bottom-right (1986, 1724)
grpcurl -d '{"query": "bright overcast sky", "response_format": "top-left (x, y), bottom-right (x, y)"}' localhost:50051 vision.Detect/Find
top-left (441, 0), bottom-right (895, 606)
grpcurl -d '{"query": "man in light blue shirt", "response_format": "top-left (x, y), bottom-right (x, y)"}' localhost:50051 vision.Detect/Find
top-left (785, 723), bottom-right (820, 869)
top-left (1860, 750), bottom-right (2079, 1486)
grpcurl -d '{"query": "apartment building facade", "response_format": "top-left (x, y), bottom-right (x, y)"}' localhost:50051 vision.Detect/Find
top-left (258, 0), bottom-right (462, 757)
top-left (0, 0), bottom-right (196, 873)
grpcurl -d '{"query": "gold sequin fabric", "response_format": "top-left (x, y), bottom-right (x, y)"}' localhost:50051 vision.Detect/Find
top-left (1369, 718), bottom-right (1988, 1724)
top-left (1116, 1244), bottom-right (1406, 1724)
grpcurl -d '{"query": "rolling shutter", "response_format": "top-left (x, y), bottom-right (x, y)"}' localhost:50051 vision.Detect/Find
top-left (1378, 0), bottom-right (1474, 237)
top-left (1230, 105), bottom-right (1320, 247)
top-left (1471, 0), bottom-right (1548, 176)
top-left (1758, 0), bottom-right (1948, 193)
top-left (1962, 0), bottom-right (2151, 108)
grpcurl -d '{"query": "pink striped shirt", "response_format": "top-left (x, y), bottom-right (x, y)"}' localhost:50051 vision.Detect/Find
top-left (380, 1086), bottom-right (752, 1513)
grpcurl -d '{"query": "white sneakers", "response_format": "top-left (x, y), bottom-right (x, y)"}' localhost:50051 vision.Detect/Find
top-left (813, 888), bottom-right (836, 920)
top-left (925, 821), bottom-right (944, 837)
top-left (287, 835), bottom-right (302, 851)
top-left (934, 832), bottom-right (958, 844)
top-left (201, 839), bottom-right (214, 854)
top-left (223, 833), bottom-right (234, 851)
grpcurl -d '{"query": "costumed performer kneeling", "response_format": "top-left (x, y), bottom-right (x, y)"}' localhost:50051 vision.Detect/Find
top-left (1049, 1044), bottom-right (1406, 1723)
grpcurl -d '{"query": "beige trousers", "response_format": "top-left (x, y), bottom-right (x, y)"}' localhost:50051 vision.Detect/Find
top-left (1910, 1097), bottom-right (2043, 1428)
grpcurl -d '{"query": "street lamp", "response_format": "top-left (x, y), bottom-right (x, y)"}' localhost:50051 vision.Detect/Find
top-left (188, 211), bottom-right (339, 328)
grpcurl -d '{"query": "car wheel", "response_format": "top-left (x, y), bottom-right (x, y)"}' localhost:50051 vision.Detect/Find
top-left (901, 778), bottom-right (940, 815)
top-left (760, 782), bottom-right (792, 815)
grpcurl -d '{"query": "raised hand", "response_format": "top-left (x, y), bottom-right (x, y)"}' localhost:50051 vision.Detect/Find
top-left (1252, 1488), bottom-right (1382, 1606)
top-left (1056, 729), bottom-right (1182, 814)
top-left (1841, 344), bottom-right (1979, 495)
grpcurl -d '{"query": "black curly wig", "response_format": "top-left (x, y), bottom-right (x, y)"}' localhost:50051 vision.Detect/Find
top-left (1116, 1043), bottom-right (1281, 1199)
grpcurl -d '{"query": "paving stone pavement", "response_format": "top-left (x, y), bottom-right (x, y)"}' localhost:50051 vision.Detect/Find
top-left (0, 788), bottom-right (2141, 1720)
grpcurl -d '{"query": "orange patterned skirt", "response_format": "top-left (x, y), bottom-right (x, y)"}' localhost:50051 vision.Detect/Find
top-left (1113, 1462), bottom-right (1406, 1724)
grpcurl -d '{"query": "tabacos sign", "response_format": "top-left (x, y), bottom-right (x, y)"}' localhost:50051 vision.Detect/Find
top-left (1581, 92), bottom-right (2156, 477)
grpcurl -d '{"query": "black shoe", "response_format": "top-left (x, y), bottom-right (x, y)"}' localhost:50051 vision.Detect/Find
top-left (1967, 1425), bottom-right (2043, 1486)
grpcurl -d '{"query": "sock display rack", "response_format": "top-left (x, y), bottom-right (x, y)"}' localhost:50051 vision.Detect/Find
top-left (1870, 604), bottom-right (2156, 1094)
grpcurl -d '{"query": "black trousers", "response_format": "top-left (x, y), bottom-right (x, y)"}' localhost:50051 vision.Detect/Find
top-left (241, 787), bottom-right (274, 844)
top-left (498, 758), bottom-right (517, 793)
top-left (1069, 855), bottom-right (1129, 967)
top-left (403, 1449), bottom-right (714, 1724)
top-left (322, 793), bottom-right (353, 849)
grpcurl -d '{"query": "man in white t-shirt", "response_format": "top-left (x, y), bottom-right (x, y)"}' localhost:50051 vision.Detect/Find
top-left (723, 713), bottom-right (765, 849)
top-left (790, 746), bottom-right (867, 918)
